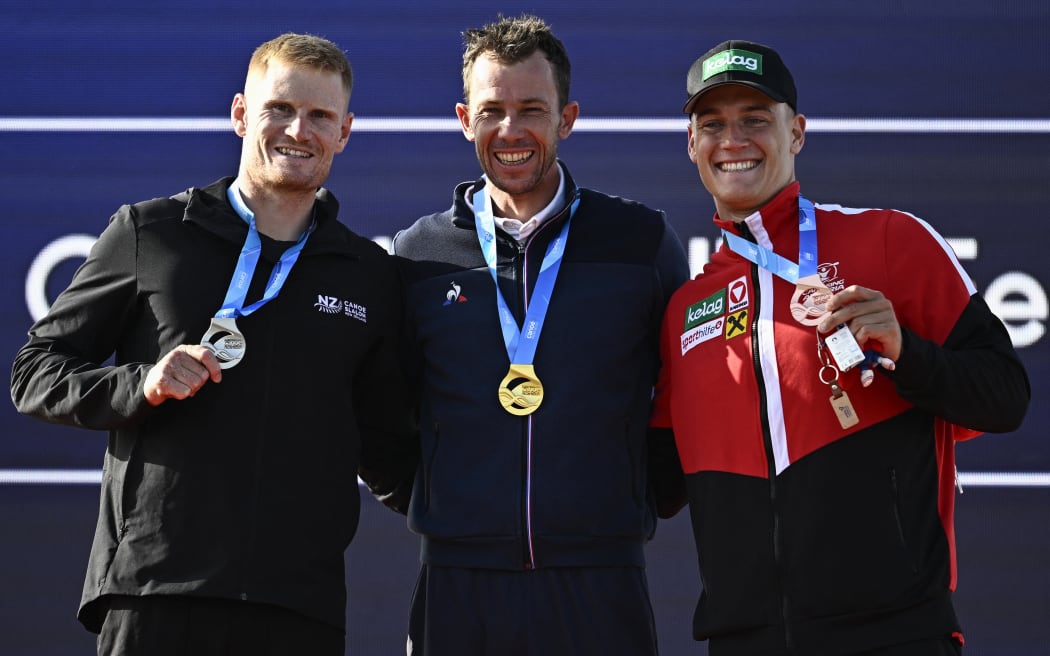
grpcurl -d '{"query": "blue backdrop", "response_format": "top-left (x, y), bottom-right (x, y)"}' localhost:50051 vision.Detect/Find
top-left (1, 1), bottom-right (1047, 654)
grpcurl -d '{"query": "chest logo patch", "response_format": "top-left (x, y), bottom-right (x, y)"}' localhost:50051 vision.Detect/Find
top-left (725, 309), bottom-right (748, 339)
top-left (684, 289), bottom-right (726, 331)
top-left (727, 276), bottom-right (749, 313)
top-left (315, 294), bottom-right (368, 323)
top-left (818, 261), bottom-right (845, 293)
top-left (681, 316), bottom-right (725, 355)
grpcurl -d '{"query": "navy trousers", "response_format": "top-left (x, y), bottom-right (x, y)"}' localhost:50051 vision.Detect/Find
top-left (407, 564), bottom-right (659, 656)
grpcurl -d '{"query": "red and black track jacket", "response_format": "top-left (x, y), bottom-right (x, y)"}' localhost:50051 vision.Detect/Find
top-left (651, 182), bottom-right (1029, 655)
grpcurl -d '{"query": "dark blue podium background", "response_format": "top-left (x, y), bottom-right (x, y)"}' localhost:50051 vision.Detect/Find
top-left (2, 2), bottom-right (1047, 654)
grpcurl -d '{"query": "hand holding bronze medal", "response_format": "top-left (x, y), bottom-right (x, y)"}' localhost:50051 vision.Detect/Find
top-left (721, 194), bottom-right (866, 425)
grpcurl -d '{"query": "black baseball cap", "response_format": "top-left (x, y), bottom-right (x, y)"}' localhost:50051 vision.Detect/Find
top-left (683, 40), bottom-right (797, 115)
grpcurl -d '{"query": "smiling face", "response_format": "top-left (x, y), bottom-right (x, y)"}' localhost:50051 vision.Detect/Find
top-left (456, 50), bottom-right (578, 219)
top-left (687, 84), bottom-right (805, 222)
top-left (231, 60), bottom-right (352, 201)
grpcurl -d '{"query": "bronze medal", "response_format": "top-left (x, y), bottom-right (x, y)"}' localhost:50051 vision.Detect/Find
top-left (789, 273), bottom-right (833, 326)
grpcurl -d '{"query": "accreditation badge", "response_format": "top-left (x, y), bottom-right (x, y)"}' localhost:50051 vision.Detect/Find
top-left (498, 363), bottom-right (544, 416)
top-left (789, 273), bottom-right (833, 326)
top-left (201, 317), bottom-right (246, 369)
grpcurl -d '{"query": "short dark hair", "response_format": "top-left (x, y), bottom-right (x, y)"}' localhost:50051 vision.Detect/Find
top-left (461, 14), bottom-right (571, 108)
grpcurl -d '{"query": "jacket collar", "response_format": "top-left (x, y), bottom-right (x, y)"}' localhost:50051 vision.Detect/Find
top-left (177, 177), bottom-right (360, 258)
top-left (714, 181), bottom-right (802, 246)
top-left (449, 160), bottom-right (581, 231)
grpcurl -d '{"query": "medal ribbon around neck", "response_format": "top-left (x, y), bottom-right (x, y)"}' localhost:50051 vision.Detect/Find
top-left (200, 183), bottom-right (315, 369)
top-left (473, 180), bottom-right (579, 415)
top-left (720, 195), bottom-right (830, 325)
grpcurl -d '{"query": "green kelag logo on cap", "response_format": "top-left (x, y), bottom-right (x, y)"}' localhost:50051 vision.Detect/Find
top-left (703, 49), bottom-right (763, 81)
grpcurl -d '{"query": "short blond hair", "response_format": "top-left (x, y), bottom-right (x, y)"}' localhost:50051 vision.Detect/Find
top-left (247, 33), bottom-right (353, 98)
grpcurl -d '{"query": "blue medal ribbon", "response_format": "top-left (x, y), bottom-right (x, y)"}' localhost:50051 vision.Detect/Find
top-left (217, 183), bottom-right (314, 320)
top-left (720, 195), bottom-right (817, 283)
top-left (473, 180), bottom-right (578, 366)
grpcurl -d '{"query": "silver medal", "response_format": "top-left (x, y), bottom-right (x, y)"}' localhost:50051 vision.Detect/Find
top-left (201, 317), bottom-right (246, 369)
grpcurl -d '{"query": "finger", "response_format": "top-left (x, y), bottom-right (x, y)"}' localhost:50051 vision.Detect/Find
top-left (143, 346), bottom-right (219, 405)
top-left (820, 287), bottom-right (889, 332)
top-left (144, 366), bottom-right (195, 405)
top-left (825, 285), bottom-right (875, 312)
top-left (818, 303), bottom-right (862, 333)
top-left (182, 345), bottom-right (224, 383)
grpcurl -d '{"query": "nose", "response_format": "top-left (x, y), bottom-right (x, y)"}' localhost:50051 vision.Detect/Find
top-left (497, 112), bottom-right (526, 137)
top-left (721, 121), bottom-right (748, 148)
top-left (286, 113), bottom-right (311, 140)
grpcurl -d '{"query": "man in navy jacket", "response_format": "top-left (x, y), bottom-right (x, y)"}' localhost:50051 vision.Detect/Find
top-left (364, 14), bottom-right (690, 656)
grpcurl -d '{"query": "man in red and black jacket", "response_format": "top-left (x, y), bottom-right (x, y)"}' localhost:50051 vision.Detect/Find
top-left (650, 39), bottom-right (1030, 656)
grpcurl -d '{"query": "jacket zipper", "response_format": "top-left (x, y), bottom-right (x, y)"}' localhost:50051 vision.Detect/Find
top-left (740, 222), bottom-right (794, 652)
top-left (518, 237), bottom-right (536, 569)
top-left (514, 200), bottom-right (575, 570)
top-left (240, 315), bottom-right (274, 602)
top-left (889, 468), bottom-right (918, 573)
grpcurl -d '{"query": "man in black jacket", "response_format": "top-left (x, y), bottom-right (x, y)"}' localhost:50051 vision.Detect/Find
top-left (10, 33), bottom-right (413, 655)
top-left (363, 14), bottom-right (690, 656)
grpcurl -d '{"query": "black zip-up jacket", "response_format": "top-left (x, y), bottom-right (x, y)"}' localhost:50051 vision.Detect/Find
top-left (10, 178), bottom-right (414, 633)
top-left (377, 163), bottom-right (690, 570)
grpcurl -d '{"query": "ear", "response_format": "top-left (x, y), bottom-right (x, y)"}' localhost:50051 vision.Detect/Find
top-left (231, 93), bottom-right (248, 137)
top-left (456, 103), bottom-right (475, 141)
top-left (790, 112), bottom-right (806, 155)
top-left (558, 101), bottom-right (580, 139)
top-left (334, 113), bottom-right (353, 154)
top-left (687, 120), bottom-right (698, 163)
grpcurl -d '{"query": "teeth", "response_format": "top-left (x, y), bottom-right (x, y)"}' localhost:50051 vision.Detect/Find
top-left (276, 147), bottom-right (311, 158)
top-left (496, 151), bottom-right (532, 165)
top-left (719, 160), bottom-right (757, 172)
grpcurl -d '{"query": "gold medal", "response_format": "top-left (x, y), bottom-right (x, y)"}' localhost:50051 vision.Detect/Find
top-left (201, 317), bottom-right (246, 369)
top-left (498, 364), bottom-right (544, 415)
top-left (789, 273), bottom-right (833, 326)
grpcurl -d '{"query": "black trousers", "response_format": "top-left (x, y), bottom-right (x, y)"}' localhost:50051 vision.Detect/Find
top-left (854, 636), bottom-right (963, 655)
top-left (407, 564), bottom-right (659, 656)
top-left (96, 594), bottom-right (345, 656)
